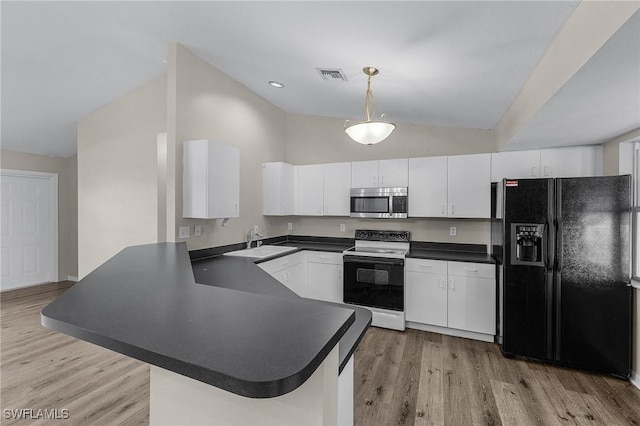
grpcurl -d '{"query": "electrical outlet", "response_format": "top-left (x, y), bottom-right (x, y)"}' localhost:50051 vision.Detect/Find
top-left (449, 226), bottom-right (457, 236)
top-left (194, 225), bottom-right (202, 237)
top-left (179, 226), bottom-right (190, 239)
top-left (340, 224), bottom-right (346, 232)
top-left (287, 223), bottom-right (293, 231)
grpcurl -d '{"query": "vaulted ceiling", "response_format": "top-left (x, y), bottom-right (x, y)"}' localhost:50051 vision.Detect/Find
top-left (2, 1), bottom-right (638, 158)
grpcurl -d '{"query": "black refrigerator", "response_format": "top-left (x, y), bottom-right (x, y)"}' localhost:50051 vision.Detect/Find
top-left (492, 175), bottom-right (632, 379)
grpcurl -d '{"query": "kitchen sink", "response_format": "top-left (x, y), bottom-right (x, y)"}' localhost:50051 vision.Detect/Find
top-left (223, 245), bottom-right (298, 259)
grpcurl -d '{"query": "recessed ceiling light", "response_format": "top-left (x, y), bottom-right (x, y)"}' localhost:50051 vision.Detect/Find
top-left (268, 81), bottom-right (284, 88)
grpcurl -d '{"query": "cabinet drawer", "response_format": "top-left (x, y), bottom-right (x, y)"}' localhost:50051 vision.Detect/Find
top-left (258, 252), bottom-right (305, 274)
top-left (405, 258), bottom-right (447, 274)
top-left (447, 261), bottom-right (494, 279)
top-left (306, 251), bottom-right (343, 265)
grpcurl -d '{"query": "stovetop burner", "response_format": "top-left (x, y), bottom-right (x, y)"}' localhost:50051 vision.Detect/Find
top-left (343, 230), bottom-right (410, 259)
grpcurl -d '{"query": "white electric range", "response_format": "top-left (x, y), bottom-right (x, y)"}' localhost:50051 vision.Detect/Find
top-left (342, 230), bottom-right (410, 331)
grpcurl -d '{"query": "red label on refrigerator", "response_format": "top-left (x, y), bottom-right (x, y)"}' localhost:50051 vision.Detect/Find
top-left (506, 180), bottom-right (518, 187)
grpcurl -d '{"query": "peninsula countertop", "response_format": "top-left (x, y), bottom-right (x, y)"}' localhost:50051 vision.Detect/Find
top-left (41, 242), bottom-right (359, 398)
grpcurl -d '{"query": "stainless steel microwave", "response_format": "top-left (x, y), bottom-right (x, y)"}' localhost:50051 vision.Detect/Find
top-left (350, 187), bottom-right (408, 219)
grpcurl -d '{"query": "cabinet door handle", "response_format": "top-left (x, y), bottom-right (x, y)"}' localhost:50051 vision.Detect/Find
top-left (438, 278), bottom-right (445, 289)
top-left (419, 265), bottom-right (432, 269)
top-left (441, 205), bottom-right (445, 215)
top-left (463, 268), bottom-right (478, 273)
top-left (373, 176), bottom-right (377, 186)
top-left (531, 166), bottom-right (537, 177)
top-left (450, 205), bottom-right (455, 215)
top-left (449, 279), bottom-right (455, 290)
top-left (544, 166), bottom-right (551, 176)
top-left (324, 206), bottom-right (328, 214)
top-left (234, 203), bottom-right (239, 212)
top-left (381, 175), bottom-right (384, 185)
top-left (282, 203), bottom-right (286, 213)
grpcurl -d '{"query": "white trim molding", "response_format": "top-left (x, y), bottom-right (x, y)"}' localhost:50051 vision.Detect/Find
top-left (631, 370), bottom-right (640, 391)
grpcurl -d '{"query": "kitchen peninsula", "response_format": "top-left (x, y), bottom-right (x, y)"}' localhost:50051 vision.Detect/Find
top-left (41, 242), bottom-right (371, 425)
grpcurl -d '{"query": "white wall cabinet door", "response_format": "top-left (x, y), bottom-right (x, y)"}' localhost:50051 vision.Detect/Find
top-left (491, 150), bottom-right (541, 182)
top-left (306, 251), bottom-right (343, 303)
top-left (183, 139), bottom-right (240, 219)
top-left (307, 263), bottom-right (342, 303)
top-left (408, 156), bottom-right (448, 217)
top-left (263, 162), bottom-right (295, 215)
top-left (260, 251), bottom-right (307, 296)
top-left (351, 161), bottom-right (379, 188)
top-left (447, 153), bottom-right (491, 218)
top-left (378, 159), bottom-right (408, 187)
top-left (282, 262), bottom-right (307, 297)
top-left (296, 164), bottom-right (324, 216)
top-left (405, 271), bottom-right (448, 326)
top-left (447, 275), bottom-right (496, 335)
top-left (539, 146), bottom-right (598, 178)
top-left (323, 162), bottom-right (351, 216)
top-left (446, 261), bottom-right (496, 335)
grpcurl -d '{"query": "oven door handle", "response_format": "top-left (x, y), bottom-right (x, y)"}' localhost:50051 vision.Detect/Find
top-left (343, 256), bottom-right (404, 266)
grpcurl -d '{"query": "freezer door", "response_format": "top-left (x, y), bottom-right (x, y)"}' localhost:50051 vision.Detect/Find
top-left (502, 178), bottom-right (554, 361)
top-left (555, 176), bottom-right (632, 378)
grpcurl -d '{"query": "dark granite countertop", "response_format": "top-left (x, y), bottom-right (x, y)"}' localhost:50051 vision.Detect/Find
top-left (191, 253), bottom-right (371, 374)
top-left (41, 243), bottom-right (357, 399)
top-left (407, 242), bottom-right (495, 264)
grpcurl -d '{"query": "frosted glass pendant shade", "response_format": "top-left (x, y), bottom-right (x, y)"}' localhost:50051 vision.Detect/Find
top-left (344, 121), bottom-right (396, 146)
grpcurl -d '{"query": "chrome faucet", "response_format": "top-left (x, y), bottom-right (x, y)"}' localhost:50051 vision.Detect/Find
top-left (246, 228), bottom-right (264, 249)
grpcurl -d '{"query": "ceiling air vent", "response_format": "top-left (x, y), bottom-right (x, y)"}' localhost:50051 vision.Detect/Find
top-left (316, 68), bottom-right (348, 82)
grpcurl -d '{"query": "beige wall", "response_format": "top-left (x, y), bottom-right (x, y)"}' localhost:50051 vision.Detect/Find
top-left (285, 113), bottom-right (494, 246)
top-left (77, 75), bottom-right (166, 278)
top-left (169, 43), bottom-right (289, 250)
top-left (1, 150), bottom-right (78, 281)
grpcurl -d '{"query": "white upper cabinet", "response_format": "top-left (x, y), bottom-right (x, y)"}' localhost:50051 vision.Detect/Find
top-left (379, 159), bottom-right (409, 187)
top-left (351, 160), bottom-right (379, 188)
top-left (408, 156), bottom-right (448, 217)
top-left (447, 153), bottom-right (491, 218)
top-left (491, 150), bottom-right (541, 182)
top-left (351, 159), bottom-right (408, 188)
top-left (295, 164), bottom-right (324, 216)
top-left (491, 146), bottom-right (602, 182)
top-left (323, 162), bottom-right (351, 216)
top-left (183, 139), bottom-right (239, 219)
top-left (539, 146), bottom-right (600, 178)
top-left (263, 162), bottom-right (295, 216)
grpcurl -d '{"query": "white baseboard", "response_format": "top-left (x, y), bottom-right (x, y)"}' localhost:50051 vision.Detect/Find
top-left (406, 321), bottom-right (495, 343)
top-left (631, 369), bottom-right (640, 390)
top-left (67, 275), bottom-right (78, 282)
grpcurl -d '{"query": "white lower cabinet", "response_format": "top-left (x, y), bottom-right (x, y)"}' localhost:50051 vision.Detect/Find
top-left (405, 259), bottom-right (448, 326)
top-left (258, 252), bottom-right (307, 296)
top-left (306, 251), bottom-right (343, 303)
top-left (405, 258), bottom-right (496, 337)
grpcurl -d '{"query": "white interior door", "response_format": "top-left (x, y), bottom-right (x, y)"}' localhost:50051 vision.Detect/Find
top-left (1, 170), bottom-right (57, 291)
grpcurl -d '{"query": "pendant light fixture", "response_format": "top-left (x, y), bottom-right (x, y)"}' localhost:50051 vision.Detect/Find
top-left (344, 67), bottom-right (396, 146)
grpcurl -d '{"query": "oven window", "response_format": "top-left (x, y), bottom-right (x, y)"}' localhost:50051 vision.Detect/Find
top-left (351, 197), bottom-right (389, 214)
top-left (356, 268), bottom-right (389, 285)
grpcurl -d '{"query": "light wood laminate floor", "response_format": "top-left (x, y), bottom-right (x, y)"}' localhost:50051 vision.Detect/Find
top-left (1, 282), bottom-right (149, 425)
top-left (2, 283), bottom-right (640, 425)
top-left (354, 327), bottom-right (640, 426)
